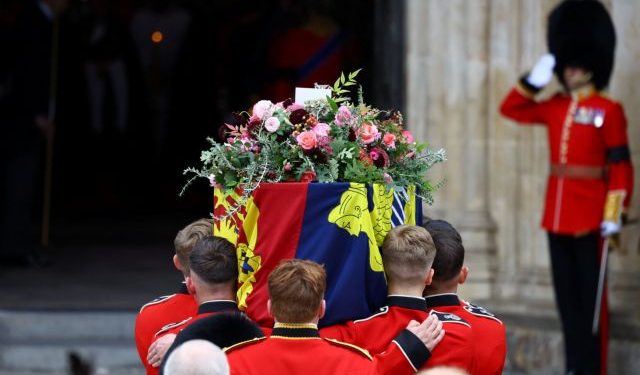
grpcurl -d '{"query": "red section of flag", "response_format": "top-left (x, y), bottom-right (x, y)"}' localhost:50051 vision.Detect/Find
top-left (243, 183), bottom-right (308, 327)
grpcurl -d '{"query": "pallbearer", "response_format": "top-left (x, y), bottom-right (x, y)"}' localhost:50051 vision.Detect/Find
top-left (499, 1), bottom-right (634, 374)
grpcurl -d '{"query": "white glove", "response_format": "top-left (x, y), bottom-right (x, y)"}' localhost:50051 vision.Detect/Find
top-left (526, 54), bottom-right (556, 88)
top-left (600, 221), bottom-right (622, 237)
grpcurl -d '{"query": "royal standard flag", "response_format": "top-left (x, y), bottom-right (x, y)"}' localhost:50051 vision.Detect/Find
top-left (213, 182), bottom-right (422, 328)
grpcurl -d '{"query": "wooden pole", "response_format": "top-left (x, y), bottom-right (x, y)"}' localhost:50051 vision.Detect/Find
top-left (41, 19), bottom-right (59, 248)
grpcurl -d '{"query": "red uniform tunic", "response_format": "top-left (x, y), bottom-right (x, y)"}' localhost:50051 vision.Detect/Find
top-left (320, 295), bottom-right (475, 373)
top-left (226, 323), bottom-right (432, 375)
top-left (500, 82), bottom-right (634, 234)
top-left (147, 301), bottom-right (239, 375)
top-left (153, 300), bottom-right (239, 338)
top-left (134, 284), bottom-right (197, 375)
top-left (425, 294), bottom-right (507, 375)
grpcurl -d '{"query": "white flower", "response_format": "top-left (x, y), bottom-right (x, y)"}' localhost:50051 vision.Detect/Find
top-left (252, 100), bottom-right (274, 120)
top-left (265, 117), bottom-right (281, 132)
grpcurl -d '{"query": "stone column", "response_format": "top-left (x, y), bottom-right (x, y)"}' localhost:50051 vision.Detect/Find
top-left (406, 0), bottom-right (640, 372)
top-left (607, 0), bottom-right (640, 319)
top-left (406, 0), bottom-right (496, 299)
top-left (408, 0), bottom-right (640, 308)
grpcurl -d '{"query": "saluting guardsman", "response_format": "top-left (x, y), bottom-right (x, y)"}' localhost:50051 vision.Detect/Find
top-left (500, 1), bottom-right (634, 374)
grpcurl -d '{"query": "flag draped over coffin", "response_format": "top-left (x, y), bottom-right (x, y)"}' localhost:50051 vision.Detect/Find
top-left (213, 182), bottom-right (423, 327)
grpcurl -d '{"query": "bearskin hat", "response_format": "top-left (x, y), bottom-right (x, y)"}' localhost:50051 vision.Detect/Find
top-left (547, 0), bottom-right (616, 90)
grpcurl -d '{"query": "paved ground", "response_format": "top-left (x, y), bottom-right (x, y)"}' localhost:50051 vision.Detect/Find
top-left (0, 216), bottom-right (189, 311)
top-left (0, 216), bottom-right (197, 374)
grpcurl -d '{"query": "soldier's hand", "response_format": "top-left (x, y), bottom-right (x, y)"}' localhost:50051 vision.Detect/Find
top-left (527, 54), bottom-right (556, 88)
top-left (147, 333), bottom-right (176, 368)
top-left (405, 316), bottom-right (445, 352)
top-left (600, 220), bottom-right (621, 237)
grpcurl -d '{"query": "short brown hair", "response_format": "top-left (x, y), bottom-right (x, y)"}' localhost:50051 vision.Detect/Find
top-left (381, 225), bottom-right (436, 285)
top-left (423, 220), bottom-right (464, 282)
top-left (174, 218), bottom-right (213, 275)
top-left (268, 259), bottom-right (326, 323)
top-left (189, 236), bottom-right (238, 285)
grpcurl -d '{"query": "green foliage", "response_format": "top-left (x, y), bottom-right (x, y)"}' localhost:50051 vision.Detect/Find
top-left (332, 69), bottom-right (362, 103)
top-left (182, 69), bottom-right (447, 206)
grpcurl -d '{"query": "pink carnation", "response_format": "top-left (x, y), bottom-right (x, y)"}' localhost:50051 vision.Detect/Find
top-left (265, 117), bottom-right (281, 132)
top-left (357, 122), bottom-right (379, 145)
top-left (335, 105), bottom-right (352, 126)
top-left (252, 100), bottom-right (274, 120)
top-left (402, 130), bottom-right (415, 144)
top-left (312, 122), bottom-right (331, 137)
top-left (369, 148), bottom-right (390, 168)
top-left (382, 133), bottom-right (396, 149)
top-left (296, 130), bottom-right (318, 150)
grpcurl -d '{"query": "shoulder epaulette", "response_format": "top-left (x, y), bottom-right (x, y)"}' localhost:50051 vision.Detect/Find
top-left (462, 301), bottom-right (503, 324)
top-left (353, 306), bottom-right (389, 324)
top-left (429, 310), bottom-right (470, 328)
top-left (154, 317), bottom-right (192, 337)
top-left (223, 337), bottom-right (266, 353)
top-left (323, 338), bottom-right (373, 360)
top-left (139, 294), bottom-right (175, 313)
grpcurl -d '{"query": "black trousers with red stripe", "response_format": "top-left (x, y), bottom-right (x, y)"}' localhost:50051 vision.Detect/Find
top-left (548, 232), bottom-right (608, 375)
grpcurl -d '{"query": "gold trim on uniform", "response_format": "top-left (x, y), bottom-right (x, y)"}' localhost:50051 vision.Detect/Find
top-left (559, 100), bottom-right (578, 164)
top-left (323, 338), bottom-right (373, 360)
top-left (223, 337), bottom-right (266, 353)
top-left (571, 84), bottom-right (597, 101)
top-left (269, 335), bottom-right (322, 340)
top-left (603, 190), bottom-right (626, 222)
top-left (273, 322), bottom-right (318, 329)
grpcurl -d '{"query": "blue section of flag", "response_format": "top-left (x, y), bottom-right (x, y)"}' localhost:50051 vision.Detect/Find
top-left (295, 183), bottom-right (388, 327)
top-left (391, 188), bottom-right (408, 227)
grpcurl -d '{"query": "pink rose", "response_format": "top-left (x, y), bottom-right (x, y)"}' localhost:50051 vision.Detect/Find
top-left (312, 122), bottom-right (331, 137)
top-left (283, 162), bottom-right (292, 172)
top-left (402, 130), bottom-right (414, 144)
top-left (265, 117), bottom-right (280, 132)
top-left (357, 122), bottom-right (379, 145)
top-left (208, 174), bottom-right (217, 187)
top-left (296, 130), bottom-right (318, 150)
top-left (286, 103), bottom-right (304, 112)
top-left (334, 105), bottom-right (352, 126)
top-left (252, 100), bottom-right (274, 119)
top-left (382, 133), bottom-right (396, 149)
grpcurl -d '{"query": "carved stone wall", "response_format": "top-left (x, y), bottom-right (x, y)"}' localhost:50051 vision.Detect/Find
top-left (406, 0), bottom-right (640, 372)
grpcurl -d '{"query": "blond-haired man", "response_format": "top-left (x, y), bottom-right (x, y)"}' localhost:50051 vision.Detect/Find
top-left (321, 225), bottom-right (475, 373)
top-left (135, 218), bottom-right (211, 374)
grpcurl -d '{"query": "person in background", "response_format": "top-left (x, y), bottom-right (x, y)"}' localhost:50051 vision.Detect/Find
top-left (499, 2), bottom-right (633, 373)
top-left (0, 0), bottom-right (69, 268)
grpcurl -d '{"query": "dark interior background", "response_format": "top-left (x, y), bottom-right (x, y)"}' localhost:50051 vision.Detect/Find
top-left (0, 0), bottom-right (404, 300)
